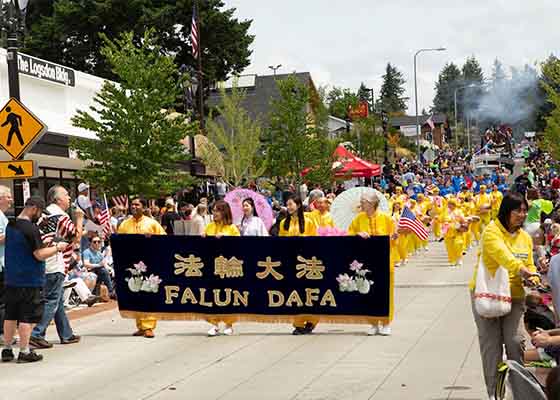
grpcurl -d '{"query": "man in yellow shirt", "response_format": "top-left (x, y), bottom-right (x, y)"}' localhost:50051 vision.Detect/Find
top-left (117, 197), bottom-right (166, 338)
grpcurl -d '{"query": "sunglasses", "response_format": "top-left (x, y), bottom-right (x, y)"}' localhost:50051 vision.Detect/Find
top-left (92, 240), bottom-right (102, 244)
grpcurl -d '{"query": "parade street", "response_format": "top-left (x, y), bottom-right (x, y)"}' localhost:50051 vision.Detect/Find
top-left (0, 243), bottom-right (486, 400)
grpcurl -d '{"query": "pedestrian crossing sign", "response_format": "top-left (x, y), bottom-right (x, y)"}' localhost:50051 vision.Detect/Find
top-left (0, 98), bottom-right (47, 160)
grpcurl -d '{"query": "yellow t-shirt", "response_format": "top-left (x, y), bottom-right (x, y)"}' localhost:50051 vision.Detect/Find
top-left (307, 210), bottom-right (334, 228)
top-left (117, 215), bottom-right (166, 235)
top-left (491, 190), bottom-right (503, 212)
top-left (347, 211), bottom-right (394, 236)
top-left (204, 222), bottom-right (240, 236)
top-left (278, 216), bottom-right (317, 237)
top-left (469, 220), bottom-right (536, 299)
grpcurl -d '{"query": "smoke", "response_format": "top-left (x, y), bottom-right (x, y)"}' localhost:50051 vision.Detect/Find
top-left (465, 66), bottom-right (541, 127)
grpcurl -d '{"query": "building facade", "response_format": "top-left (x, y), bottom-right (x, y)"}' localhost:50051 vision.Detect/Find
top-left (0, 49), bottom-right (105, 212)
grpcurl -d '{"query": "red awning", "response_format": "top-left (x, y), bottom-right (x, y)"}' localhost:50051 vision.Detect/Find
top-left (301, 145), bottom-right (381, 178)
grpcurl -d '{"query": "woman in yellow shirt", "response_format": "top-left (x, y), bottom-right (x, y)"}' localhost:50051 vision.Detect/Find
top-left (279, 195), bottom-right (318, 335)
top-left (469, 192), bottom-right (538, 397)
top-left (348, 192), bottom-right (395, 336)
top-left (204, 200), bottom-right (240, 337)
top-left (279, 195), bottom-right (317, 237)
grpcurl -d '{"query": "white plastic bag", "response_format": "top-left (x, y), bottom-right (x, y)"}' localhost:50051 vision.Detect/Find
top-left (474, 250), bottom-right (512, 318)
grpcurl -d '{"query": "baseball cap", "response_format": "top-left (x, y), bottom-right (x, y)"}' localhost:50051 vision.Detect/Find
top-left (78, 182), bottom-right (89, 193)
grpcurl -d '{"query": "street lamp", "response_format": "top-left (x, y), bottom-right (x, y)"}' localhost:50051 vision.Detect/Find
top-left (414, 47), bottom-right (446, 156)
top-left (268, 64), bottom-right (282, 76)
top-left (1, 0), bottom-right (30, 100)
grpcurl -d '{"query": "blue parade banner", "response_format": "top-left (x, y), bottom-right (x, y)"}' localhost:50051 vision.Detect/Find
top-left (111, 235), bottom-right (391, 325)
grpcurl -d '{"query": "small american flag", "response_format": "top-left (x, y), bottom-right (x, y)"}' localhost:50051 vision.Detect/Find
top-left (112, 195), bottom-right (128, 210)
top-left (398, 206), bottom-right (429, 241)
top-left (190, 4), bottom-right (199, 59)
top-left (99, 195), bottom-right (113, 239)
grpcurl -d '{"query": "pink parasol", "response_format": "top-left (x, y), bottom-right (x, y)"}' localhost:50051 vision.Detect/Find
top-left (225, 188), bottom-right (274, 230)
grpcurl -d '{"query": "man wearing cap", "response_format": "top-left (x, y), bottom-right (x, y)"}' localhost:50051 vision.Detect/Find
top-left (75, 183), bottom-right (95, 222)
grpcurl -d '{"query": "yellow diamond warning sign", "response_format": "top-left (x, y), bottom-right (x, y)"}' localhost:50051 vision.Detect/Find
top-left (0, 98), bottom-right (47, 160)
top-left (0, 160), bottom-right (35, 179)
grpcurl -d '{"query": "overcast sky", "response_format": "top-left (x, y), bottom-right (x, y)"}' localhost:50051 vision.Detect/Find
top-left (223, 0), bottom-right (559, 112)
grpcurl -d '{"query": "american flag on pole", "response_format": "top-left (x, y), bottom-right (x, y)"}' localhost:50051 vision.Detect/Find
top-left (190, 4), bottom-right (199, 59)
top-left (398, 206), bottom-right (429, 241)
top-left (99, 195), bottom-right (113, 239)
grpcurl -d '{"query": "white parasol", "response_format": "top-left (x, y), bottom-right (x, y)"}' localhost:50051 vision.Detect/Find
top-left (330, 187), bottom-right (389, 231)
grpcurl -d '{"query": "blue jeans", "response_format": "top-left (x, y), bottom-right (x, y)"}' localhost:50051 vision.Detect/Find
top-left (32, 272), bottom-right (73, 341)
top-left (92, 267), bottom-right (113, 293)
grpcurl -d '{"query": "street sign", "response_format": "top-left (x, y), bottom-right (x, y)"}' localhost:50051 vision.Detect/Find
top-left (0, 98), bottom-right (47, 160)
top-left (0, 160), bottom-right (35, 179)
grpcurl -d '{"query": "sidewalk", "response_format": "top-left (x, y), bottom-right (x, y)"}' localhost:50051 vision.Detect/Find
top-left (0, 243), bottom-right (487, 400)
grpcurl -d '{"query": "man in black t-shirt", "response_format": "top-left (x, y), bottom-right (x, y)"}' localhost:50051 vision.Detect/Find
top-left (1, 197), bottom-right (68, 364)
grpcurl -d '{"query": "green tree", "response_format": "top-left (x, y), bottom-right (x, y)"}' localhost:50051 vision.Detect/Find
top-left (341, 115), bottom-right (384, 162)
top-left (461, 56), bottom-right (484, 116)
top-left (71, 30), bottom-right (196, 197)
top-left (378, 63), bottom-right (407, 113)
top-left (326, 87), bottom-right (358, 120)
top-left (541, 57), bottom-right (560, 158)
top-left (266, 75), bottom-right (333, 186)
top-left (432, 62), bottom-right (462, 116)
top-left (206, 82), bottom-right (265, 186)
top-left (537, 55), bottom-right (559, 131)
top-left (25, 0), bottom-right (253, 86)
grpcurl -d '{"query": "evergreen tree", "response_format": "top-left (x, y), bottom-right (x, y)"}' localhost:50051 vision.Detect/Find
top-left (71, 30), bottom-right (196, 197)
top-left (432, 62), bottom-right (462, 116)
top-left (378, 63), bottom-right (407, 113)
top-left (461, 56), bottom-right (485, 117)
top-left (206, 81), bottom-right (266, 186)
top-left (491, 58), bottom-right (507, 85)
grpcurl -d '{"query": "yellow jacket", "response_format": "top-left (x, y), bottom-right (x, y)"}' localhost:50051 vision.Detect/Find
top-left (117, 215), bottom-right (166, 235)
top-left (279, 216), bottom-right (317, 237)
top-left (347, 211), bottom-right (394, 236)
top-left (469, 220), bottom-right (536, 299)
top-left (306, 210), bottom-right (334, 228)
top-left (204, 222), bottom-right (240, 236)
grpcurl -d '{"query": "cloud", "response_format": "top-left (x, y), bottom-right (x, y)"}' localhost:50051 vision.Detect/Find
top-left (224, 0), bottom-right (559, 112)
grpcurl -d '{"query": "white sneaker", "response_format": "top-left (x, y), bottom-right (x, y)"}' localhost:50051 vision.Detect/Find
top-left (223, 327), bottom-right (234, 336)
top-left (207, 326), bottom-right (219, 337)
top-left (367, 325), bottom-right (379, 336)
top-left (378, 324), bottom-right (392, 336)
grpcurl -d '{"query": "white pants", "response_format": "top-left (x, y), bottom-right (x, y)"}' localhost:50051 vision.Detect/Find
top-left (63, 278), bottom-right (92, 305)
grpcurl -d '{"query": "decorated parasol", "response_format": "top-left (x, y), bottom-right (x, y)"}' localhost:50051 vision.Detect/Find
top-left (224, 188), bottom-right (274, 230)
top-left (330, 187), bottom-right (389, 231)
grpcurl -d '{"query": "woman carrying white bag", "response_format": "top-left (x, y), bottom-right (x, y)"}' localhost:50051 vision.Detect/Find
top-left (469, 192), bottom-right (540, 399)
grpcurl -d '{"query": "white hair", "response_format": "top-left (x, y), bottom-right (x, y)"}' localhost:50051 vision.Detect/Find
top-left (361, 192), bottom-right (379, 204)
top-left (0, 185), bottom-right (11, 198)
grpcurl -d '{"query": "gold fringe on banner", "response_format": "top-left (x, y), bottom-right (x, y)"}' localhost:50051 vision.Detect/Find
top-left (119, 310), bottom-right (391, 326)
